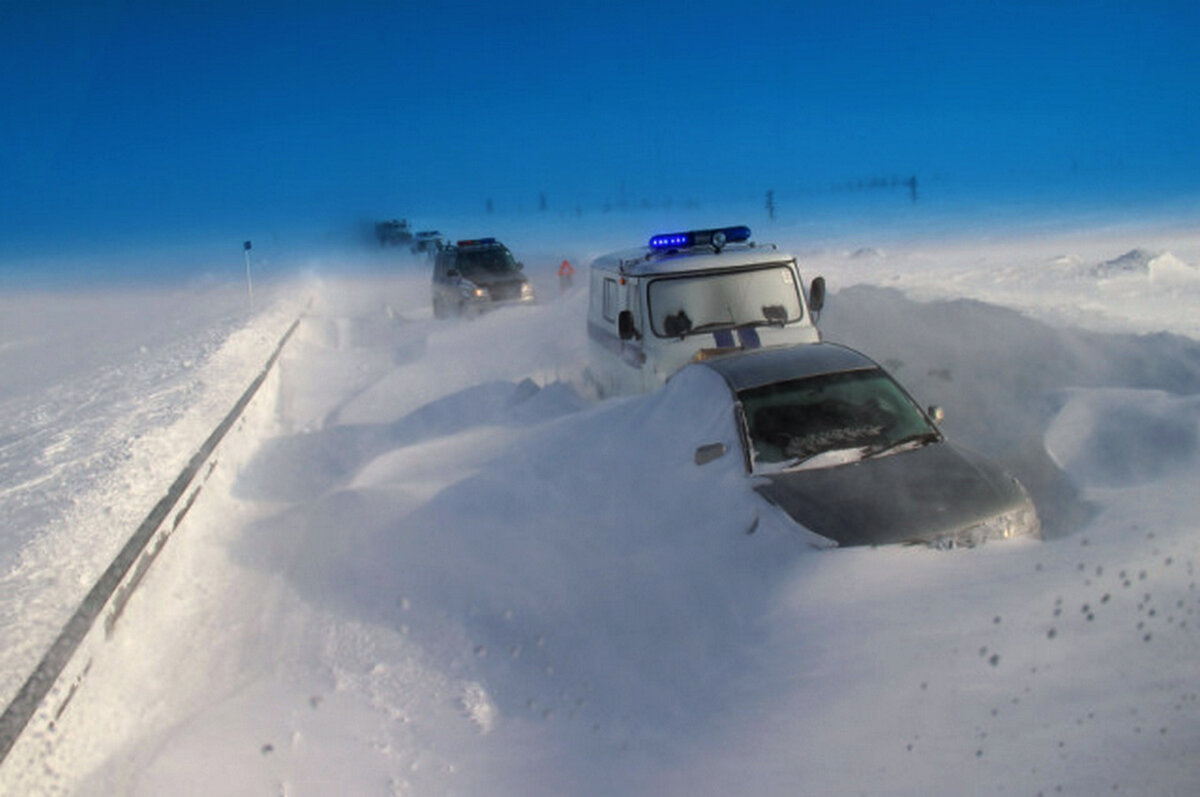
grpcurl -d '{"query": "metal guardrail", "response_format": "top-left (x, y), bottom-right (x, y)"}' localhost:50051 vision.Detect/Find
top-left (0, 312), bottom-right (304, 767)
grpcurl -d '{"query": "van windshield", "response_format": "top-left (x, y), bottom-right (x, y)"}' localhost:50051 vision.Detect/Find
top-left (647, 264), bottom-right (803, 338)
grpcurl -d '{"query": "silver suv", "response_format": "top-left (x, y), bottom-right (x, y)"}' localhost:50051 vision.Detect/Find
top-left (432, 238), bottom-right (536, 318)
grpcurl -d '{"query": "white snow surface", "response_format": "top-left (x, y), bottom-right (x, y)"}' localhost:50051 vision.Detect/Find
top-left (2, 216), bottom-right (1200, 796)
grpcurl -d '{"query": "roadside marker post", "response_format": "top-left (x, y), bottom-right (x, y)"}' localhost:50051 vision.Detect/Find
top-left (243, 240), bottom-right (254, 308)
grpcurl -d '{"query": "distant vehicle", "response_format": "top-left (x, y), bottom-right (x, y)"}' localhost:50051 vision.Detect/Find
top-left (586, 225), bottom-right (826, 395)
top-left (688, 342), bottom-right (1041, 548)
top-left (411, 230), bottom-right (446, 256)
top-left (375, 218), bottom-right (414, 246)
top-left (432, 238), bottom-right (536, 318)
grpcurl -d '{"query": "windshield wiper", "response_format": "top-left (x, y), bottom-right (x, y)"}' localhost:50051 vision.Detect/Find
top-left (681, 320), bottom-right (739, 339)
top-left (689, 317), bottom-right (790, 338)
top-left (742, 317), bottom-right (788, 330)
top-left (863, 431), bottom-right (940, 460)
top-left (678, 316), bottom-right (789, 340)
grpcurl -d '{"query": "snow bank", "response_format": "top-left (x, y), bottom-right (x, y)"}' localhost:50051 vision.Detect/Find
top-left (803, 225), bottom-right (1200, 338)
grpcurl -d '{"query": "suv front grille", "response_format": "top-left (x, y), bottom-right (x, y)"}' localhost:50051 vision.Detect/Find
top-left (490, 281), bottom-right (525, 301)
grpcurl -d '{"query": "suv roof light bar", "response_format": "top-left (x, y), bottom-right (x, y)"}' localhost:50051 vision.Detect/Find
top-left (456, 237), bottom-right (498, 247)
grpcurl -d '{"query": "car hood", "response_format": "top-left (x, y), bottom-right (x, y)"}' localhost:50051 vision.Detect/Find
top-left (754, 441), bottom-right (1027, 547)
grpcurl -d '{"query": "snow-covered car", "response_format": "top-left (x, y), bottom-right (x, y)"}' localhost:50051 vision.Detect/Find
top-left (375, 218), bottom-right (414, 246)
top-left (410, 229), bottom-right (445, 256)
top-left (688, 342), bottom-right (1041, 548)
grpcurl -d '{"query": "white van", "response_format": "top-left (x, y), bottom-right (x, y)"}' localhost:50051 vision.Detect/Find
top-left (586, 226), bottom-right (825, 396)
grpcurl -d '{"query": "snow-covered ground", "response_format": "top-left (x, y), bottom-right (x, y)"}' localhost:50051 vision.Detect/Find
top-left (2, 213), bottom-right (1200, 796)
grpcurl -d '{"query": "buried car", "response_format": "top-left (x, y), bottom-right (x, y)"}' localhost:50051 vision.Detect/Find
top-left (689, 342), bottom-right (1041, 548)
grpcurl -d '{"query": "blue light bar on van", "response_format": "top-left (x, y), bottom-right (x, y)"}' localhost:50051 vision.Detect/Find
top-left (648, 226), bottom-right (751, 250)
top-left (456, 238), bottom-right (497, 247)
top-left (649, 232), bottom-right (693, 249)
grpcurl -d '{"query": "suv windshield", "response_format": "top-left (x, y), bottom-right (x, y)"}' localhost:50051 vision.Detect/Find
top-left (739, 367), bottom-right (938, 469)
top-left (457, 247), bottom-right (518, 276)
top-left (647, 263), bottom-right (802, 338)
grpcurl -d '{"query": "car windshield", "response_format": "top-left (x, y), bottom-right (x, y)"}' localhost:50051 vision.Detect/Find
top-left (647, 264), bottom-right (803, 338)
top-left (738, 367), bottom-right (938, 470)
top-left (457, 247), bottom-right (518, 275)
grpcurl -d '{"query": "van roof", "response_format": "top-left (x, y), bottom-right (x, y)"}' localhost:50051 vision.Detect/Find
top-left (590, 242), bottom-right (794, 277)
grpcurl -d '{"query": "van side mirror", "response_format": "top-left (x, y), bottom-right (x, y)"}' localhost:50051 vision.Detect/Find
top-left (618, 310), bottom-right (640, 341)
top-left (694, 442), bottom-right (727, 465)
top-left (808, 276), bottom-right (826, 314)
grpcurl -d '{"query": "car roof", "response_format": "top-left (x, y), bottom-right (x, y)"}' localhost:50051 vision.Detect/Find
top-left (590, 243), bottom-right (794, 277)
top-left (698, 342), bottom-right (879, 392)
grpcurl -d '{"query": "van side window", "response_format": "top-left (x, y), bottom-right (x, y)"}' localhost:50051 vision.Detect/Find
top-left (603, 278), bottom-right (619, 322)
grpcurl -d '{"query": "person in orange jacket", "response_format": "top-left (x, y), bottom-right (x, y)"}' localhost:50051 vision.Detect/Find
top-left (558, 258), bottom-right (576, 293)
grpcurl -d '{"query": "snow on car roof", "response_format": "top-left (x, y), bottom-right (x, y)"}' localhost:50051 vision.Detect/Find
top-left (698, 342), bottom-right (877, 392)
top-left (590, 243), bottom-right (796, 277)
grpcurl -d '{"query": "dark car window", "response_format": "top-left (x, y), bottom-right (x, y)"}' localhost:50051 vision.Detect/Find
top-left (457, 247), bottom-right (518, 276)
top-left (738, 367), bottom-right (936, 467)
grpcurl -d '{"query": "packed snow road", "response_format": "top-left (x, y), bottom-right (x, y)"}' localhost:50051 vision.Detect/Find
top-left (4, 228), bottom-right (1200, 795)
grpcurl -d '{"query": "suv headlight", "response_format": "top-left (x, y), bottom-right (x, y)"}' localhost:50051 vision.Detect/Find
top-left (460, 282), bottom-right (488, 300)
top-left (520, 282), bottom-right (535, 300)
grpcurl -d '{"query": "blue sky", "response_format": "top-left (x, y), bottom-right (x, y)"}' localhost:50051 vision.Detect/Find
top-left (2, 0), bottom-right (1198, 264)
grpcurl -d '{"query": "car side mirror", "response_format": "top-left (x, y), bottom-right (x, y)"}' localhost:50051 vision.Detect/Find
top-left (928, 405), bottom-right (945, 425)
top-left (618, 310), bottom-right (640, 341)
top-left (808, 276), bottom-right (826, 314)
top-left (694, 442), bottom-right (727, 466)
top-left (447, 268), bottom-right (460, 278)
top-left (516, 261), bottom-right (525, 270)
